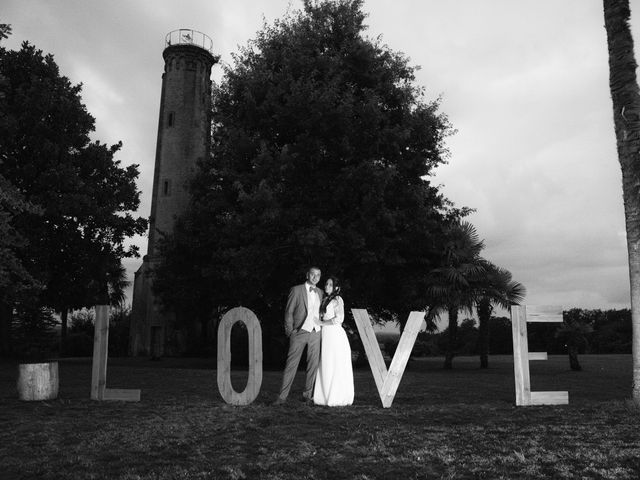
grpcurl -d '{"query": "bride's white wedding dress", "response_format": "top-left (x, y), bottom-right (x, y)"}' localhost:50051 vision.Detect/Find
top-left (313, 296), bottom-right (354, 406)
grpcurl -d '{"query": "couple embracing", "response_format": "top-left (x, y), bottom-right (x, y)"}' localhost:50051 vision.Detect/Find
top-left (273, 266), bottom-right (354, 406)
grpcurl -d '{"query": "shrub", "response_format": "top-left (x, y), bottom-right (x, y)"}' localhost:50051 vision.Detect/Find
top-left (65, 306), bottom-right (132, 357)
top-left (12, 306), bottom-right (59, 361)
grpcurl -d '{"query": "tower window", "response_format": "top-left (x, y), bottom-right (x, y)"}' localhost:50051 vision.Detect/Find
top-left (162, 179), bottom-right (172, 196)
top-left (167, 112), bottom-right (175, 127)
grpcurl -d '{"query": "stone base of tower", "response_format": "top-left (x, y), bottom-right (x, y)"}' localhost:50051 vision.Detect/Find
top-left (130, 257), bottom-right (183, 357)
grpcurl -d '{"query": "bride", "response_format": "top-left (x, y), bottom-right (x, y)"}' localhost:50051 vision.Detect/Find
top-left (313, 276), bottom-right (354, 406)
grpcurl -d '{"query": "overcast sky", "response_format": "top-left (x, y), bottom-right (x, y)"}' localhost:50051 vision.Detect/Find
top-left (3, 1), bottom-right (639, 312)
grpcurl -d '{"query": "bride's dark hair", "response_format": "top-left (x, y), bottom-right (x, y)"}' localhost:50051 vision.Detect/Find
top-left (320, 276), bottom-right (341, 315)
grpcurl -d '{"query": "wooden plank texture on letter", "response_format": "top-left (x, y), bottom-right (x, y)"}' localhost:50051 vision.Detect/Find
top-left (511, 305), bottom-right (568, 406)
top-left (511, 305), bottom-right (531, 406)
top-left (91, 305), bottom-right (109, 400)
top-left (217, 307), bottom-right (263, 405)
top-left (530, 391), bottom-right (569, 405)
top-left (352, 309), bottom-right (387, 393)
top-left (525, 305), bottom-right (563, 322)
top-left (528, 352), bottom-right (548, 361)
top-left (352, 309), bottom-right (424, 408)
top-left (91, 304), bottom-right (141, 402)
top-left (379, 312), bottom-right (424, 407)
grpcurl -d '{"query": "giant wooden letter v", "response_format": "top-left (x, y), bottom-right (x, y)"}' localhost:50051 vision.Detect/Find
top-left (352, 309), bottom-right (423, 408)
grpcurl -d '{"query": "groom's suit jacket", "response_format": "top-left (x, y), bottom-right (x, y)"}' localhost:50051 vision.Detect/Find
top-left (284, 283), bottom-right (323, 337)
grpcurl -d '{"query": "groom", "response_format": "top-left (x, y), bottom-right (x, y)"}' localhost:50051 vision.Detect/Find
top-left (274, 266), bottom-right (323, 405)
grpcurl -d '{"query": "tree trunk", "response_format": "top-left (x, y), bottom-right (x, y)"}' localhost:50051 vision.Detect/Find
top-left (568, 345), bottom-right (582, 371)
top-left (603, 0), bottom-right (640, 400)
top-left (478, 299), bottom-right (492, 369)
top-left (0, 301), bottom-right (13, 356)
top-left (444, 306), bottom-right (458, 369)
top-left (59, 308), bottom-right (68, 356)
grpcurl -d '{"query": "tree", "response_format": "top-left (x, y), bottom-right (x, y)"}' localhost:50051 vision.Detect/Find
top-left (555, 309), bottom-right (594, 371)
top-left (154, 0), bottom-right (467, 356)
top-left (0, 23), bottom-right (43, 354)
top-left (0, 23), bottom-right (10, 42)
top-left (603, 0), bottom-right (640, 400)
top-left (0, 173), bottom-right (43, 355)
top-left (425, 221), bottom-right (524, 369)
top-left (592, 308), bottom-right (632, 353)
top-left (0, 40), bottom-right (147, 355)
top-left (425, 221), bottom-right (484, 369)
top-left (476, 262), bottom-right (525, 368)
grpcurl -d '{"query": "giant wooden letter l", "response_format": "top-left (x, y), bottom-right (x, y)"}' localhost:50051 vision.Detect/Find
top-left (91, 305), bottom-right (141, 401)
top-left (352, 309), bottom-right (423, 408)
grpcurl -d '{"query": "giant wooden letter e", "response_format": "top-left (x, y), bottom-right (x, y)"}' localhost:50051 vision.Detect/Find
top-left (511, 305), bottom-right (568, 406)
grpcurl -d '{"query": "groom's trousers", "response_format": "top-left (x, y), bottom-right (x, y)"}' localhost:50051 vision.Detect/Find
top-left (278, 329), bottom-right (321, 401)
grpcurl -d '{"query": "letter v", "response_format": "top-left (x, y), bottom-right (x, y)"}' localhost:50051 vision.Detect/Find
top-left (352, 309), bottom-right (423, 408)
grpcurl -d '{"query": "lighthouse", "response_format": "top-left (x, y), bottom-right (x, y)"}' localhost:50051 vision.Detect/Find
top-left (130, 30), bottom-right (218, 356)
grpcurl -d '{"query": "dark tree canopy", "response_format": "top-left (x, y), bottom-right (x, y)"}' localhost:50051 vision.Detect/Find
top-left (0, 23), bottom-right (40, 300)
top-left (0, 40), bottom-right (147, 318)
top-left (155, 0), bottom-right (466, 331)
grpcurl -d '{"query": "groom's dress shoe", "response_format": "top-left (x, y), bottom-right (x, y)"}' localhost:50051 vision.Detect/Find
top-left (273, 397), bottom-right (286, 406)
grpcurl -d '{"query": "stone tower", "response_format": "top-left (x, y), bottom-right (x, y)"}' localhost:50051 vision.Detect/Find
top-left (130, 30), bottom-right (218, 356)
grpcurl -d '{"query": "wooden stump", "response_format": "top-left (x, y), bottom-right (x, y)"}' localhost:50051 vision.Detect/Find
top-left (17, 362), bottom-right (59, 401)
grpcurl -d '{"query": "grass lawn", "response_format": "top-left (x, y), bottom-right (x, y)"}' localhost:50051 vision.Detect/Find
top-left (1, 354), bottom-right (639, 479)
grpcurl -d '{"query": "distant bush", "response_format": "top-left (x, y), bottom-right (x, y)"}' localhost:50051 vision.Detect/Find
top-left (109, 306), bottom-right (131, 357)
top-left (488, 317), bottom-right (513, 355)
top-left (525, 308), bottom-right (631, 355)
top-left (65, 306), bottom-right (131, 357)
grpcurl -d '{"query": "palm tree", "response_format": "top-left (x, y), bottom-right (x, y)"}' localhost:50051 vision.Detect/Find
top-left (555, 311), bottom-right (594, 371)
top-left (105, 260), bottom-right (130, 307)
top-left (475, 262), bottom-right (525, 369)
top-left (603, 0), bottom-right (640, 400)
top-left (426, 221), bottom-right (485, 369)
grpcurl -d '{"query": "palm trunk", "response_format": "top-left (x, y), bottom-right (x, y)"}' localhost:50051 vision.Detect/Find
top-left (568, 345), bottom-right (582, 371)
top-left (603, 0), bottom-right (640, 400)
top-left (477, 299), bottom-right (491, 368)
top-left (444, 306), bottom-right (458, 369)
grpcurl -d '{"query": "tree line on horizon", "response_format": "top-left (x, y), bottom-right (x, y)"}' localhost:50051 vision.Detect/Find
top-left (382, 307), bottom-right (632, 371)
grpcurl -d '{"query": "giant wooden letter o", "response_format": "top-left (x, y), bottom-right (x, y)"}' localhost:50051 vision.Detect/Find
top-left (217, 307), bottom-right (263, 405)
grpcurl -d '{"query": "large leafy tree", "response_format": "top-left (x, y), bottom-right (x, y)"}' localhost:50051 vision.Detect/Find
top-left (0, 39), bottom-right (147, 354)
top-left (0, 23), bottom-right (43, 354)
top-left (155, 0), bottom-right (466, 353)
top-left (603, 0), bottom-right (640, 400)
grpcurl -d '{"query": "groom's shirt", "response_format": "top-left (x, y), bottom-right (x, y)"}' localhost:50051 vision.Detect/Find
top-left (300, 282), bottom-right (321, 333)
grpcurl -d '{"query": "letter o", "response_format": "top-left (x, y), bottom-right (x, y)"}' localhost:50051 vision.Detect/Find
top-left (217, 307), bottom-right (263, 405)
